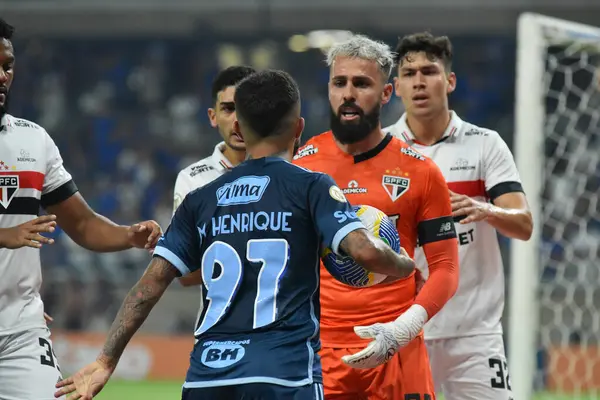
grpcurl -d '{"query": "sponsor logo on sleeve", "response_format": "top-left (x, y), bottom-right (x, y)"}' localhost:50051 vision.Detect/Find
top-left (329, 185), bottom-right (347, 203)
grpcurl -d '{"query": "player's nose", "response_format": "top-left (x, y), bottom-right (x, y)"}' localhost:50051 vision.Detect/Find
top-left (412, 71), bottom-right (427, 89)
top-left (341, 85), bottom-right (358, 103)
top-left (412, 79), bottom-right (426, 90)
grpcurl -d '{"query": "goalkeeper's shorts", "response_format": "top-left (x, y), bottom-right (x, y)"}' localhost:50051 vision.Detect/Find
top-left (321, 333), bottom-right (435, 400)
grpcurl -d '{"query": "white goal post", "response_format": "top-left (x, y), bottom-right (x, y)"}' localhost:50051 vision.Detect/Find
top-left (510, 12), bottom-right (600, 400)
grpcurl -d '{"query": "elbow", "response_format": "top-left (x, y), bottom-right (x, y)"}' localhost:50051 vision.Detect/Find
top-left (519, 211), bottom-right (534, 241)
top-left (448, 267), bottom-right (459, 298)
top-left (178, 270), bottom-right (203, 287)
top-left (524, 213), bottom-right (534, 240)
top-left (178, 276), bottom-right (198, 287)
top-left (437, 262), bottom-right (459, 302)
top-left (436, 258), bottom-right (459, 299)
top-left (441, 252), bottom-right (460, 298)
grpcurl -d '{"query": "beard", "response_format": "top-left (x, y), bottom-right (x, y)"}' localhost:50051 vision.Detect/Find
top-left (330, 101), bottom-right (381, 145)
top-left (223, 131), bottom-right (246, 152)
top-left (0, 91), bottom-right (7, 121)
top-left (226, 139), bottom-right (245, 152)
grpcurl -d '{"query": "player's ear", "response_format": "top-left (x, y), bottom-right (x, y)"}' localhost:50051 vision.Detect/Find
top-left (381, 82), bottom-right (393, 105)
top-left (393, 77), bottom-right (402, 98)
top-left (295, 117), bottom-right (305, 140)
top-left (446, 72), bottom-right (457, 95)
top-left (207, 108), bottom-right (217, 128)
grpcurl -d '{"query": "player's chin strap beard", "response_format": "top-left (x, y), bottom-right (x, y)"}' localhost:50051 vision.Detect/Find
top-left (0, 100), bottom-right (7, 129)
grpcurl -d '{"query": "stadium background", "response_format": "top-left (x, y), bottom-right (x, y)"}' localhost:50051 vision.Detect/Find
top-left (2, 0), bottom-right (599, 398)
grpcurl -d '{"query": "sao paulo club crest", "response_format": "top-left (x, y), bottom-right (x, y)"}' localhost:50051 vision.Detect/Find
top-left (0, 175), bottom-right (19, 209)
top-left (382, 175), bottom-right (410, 202)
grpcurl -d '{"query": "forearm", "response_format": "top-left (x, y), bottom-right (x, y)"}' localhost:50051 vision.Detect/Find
top-left (415, 240), bottom-right (459, 319)
top-left (97, 258), bottom-right (177, 369)
top-left (0, 228), bottom-right (10, 248)
top-left (369, 242), bottom-right (415, 278)
top-left (487, 204), bottom-right (533, 241)
top-left (74, 214), bottom-right (131, 252)
top-left (341, 229), bottom-right (414, 278)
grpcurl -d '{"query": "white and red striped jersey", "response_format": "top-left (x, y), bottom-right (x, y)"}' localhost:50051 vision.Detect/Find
top-left (0, 114), bottom-right (78, 335)
top-left (172, 142), bottom-right (232, 213)
top-left (385, 112), bottom-right (523, 339)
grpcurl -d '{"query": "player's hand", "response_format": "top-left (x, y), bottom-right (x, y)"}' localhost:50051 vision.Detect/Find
top-left (341, 321), bottom-right (402, 369)
top-left (127, 220), bottom-right (162, 252)
top-left (342, 304), bottom-right (427, 369)
top-left (0, 214), bottom-right (57, 249)
top-left (54, 360), bottom-right (113, 399)
top-left (450, 191), bottom-right (493, 224)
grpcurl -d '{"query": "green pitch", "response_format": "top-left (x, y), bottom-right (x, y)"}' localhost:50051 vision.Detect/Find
top-left (95, 380), bottom-right (598, 400)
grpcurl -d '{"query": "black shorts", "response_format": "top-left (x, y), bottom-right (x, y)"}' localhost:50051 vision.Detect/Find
top-left (182, 382), bottom-right (324, 400)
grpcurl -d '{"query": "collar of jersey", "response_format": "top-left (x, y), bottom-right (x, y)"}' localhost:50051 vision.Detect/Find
top-left (327, 130), bottom-right (393, 164)
top-left (394, 110), bottom-right (463, 146)
top-left (243, 156), bottom-right (289, 166)
top-left (211, 141), bottom-right (234, 171)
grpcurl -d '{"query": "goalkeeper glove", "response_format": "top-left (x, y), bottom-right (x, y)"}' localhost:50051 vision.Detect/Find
top-left (341, 304), bottom-right (428, 369)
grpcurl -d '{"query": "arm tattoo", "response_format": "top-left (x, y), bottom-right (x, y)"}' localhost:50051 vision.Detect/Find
top-left (339, 228), bottom-right (370, 257)
top-left (340, 229), bottom-right (414, 278)
top-left (98, 257), bottom-right (179, 369)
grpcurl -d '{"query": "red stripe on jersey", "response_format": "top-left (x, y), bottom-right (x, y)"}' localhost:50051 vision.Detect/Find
top-left (0, 171), bottom-right (44, 191)
top-left (448, 180), bottom-right (487, 198)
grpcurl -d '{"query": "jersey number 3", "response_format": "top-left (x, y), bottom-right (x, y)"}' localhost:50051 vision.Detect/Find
top-left (195, 239), bottom-right (289, 336)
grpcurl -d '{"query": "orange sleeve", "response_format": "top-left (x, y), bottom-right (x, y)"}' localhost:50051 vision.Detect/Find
top-left (414, 162), bottom-right (459, 319)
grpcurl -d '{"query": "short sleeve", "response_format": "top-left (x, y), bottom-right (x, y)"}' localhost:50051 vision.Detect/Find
top-left (483, 132), bottom-right (524, 202)
top-left (41, 130), bottom-right (78, 208)
top-left (308, 173), bottom-right (364, 255)
top-left (154, 195), bottom-right (202, 276)
top-left (173, 171), bottom-right (191, 215)
top-left (417, 163), bottom-right (457, 246)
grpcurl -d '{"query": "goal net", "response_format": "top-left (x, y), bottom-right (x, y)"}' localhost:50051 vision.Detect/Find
top-left (510, 13), bottom-right (600, 400)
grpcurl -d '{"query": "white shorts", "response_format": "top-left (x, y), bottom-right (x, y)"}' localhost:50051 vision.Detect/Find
top-left (426, 334), bottom-right (514, 400)
top-left (0, 327), bottom-right (65, 400)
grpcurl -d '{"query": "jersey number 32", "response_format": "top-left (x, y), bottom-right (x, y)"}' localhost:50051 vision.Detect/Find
top-left (195, 239), bottom-right (289, 336)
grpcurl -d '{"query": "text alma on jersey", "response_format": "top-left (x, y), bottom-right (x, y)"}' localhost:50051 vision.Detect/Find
top-left (212, 211), bottom-right (293, 236)
top-left (217, 176), bottom-right (270, 206)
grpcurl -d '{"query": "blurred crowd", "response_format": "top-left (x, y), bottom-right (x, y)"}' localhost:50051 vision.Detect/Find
top-left (8, 33), bottom-right (596, 340)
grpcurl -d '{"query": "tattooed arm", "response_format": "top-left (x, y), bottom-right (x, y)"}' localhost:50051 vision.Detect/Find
top-left (53, 256), bottom-right (180, 398)
top-left (97, 256), bottom-right (180, 370)
top-left (339, 228), bottom-right (415, 278)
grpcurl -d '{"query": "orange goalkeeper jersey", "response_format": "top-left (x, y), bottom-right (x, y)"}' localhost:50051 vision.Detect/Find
top-left (293, 131), bottom-right (459, 347)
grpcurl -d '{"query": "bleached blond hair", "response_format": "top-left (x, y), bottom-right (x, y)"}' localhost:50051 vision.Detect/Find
top-left (326, 34), bottom-right (395, 80)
